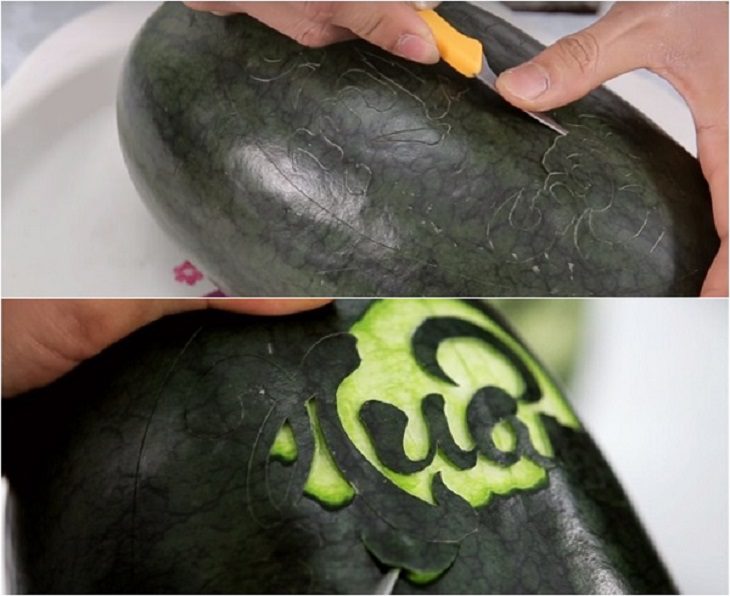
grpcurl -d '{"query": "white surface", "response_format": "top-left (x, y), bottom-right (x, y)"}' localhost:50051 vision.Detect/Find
top-left (2, 1), bottom-right (105, 83)
top-left (2, 1), bottom-right (216, 297)
top-left (571, 300), bottom-right (728, 594)
top-left (1, 301), bottom-right (727, 594)
top-left (1, 2), bottom-right (696, 297)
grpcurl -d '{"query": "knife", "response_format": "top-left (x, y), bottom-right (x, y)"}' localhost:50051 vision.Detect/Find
top-left (373, 568), bottom-right (401, 595)
top-left (419, 9), bottom-right (567, 136)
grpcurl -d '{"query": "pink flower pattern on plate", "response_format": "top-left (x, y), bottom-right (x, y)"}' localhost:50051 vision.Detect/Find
top-left (173, 260), bottom-right (204, 286)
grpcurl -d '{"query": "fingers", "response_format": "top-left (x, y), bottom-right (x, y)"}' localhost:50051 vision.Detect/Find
top-left (186, 2), bottom-right (355, 46)
top-left (701, 244), bottom-right (729, 297)
top-left (185, 1), bottom-right (439, 64)
top-left (496, 4), bottom-right (649, 111)
top-left (2, 299), bottom-right (176, 397)
top-left (183, 2), bottom-right (236, 16)
top-left (696, 126), bottom-right (729, 298)
top-left (696, 124), bottom-right (728, 233)
top-left (207, 298), bottom-right (333, 316)
top-left (2, 299), bottom-right (330, 397)
top-left (329, 2), bottom-right (439, 63)
top-left (214, 2), bottom-right (357, 48)
top-left (495, 2), bottom-right (727, 291)
top-left (691, 25), bottom-right (728, 298)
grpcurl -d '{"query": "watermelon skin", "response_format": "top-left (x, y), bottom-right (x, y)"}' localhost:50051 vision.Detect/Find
top-left (117, 3), bottom-right (716, 297)
top-left (4, 301), bottom-right (675, 594)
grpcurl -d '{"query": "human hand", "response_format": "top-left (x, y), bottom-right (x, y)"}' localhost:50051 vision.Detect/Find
top-left (184, 1), bottom-right (441, 64)
top-left (2, 299), bottom-right (330, 397)
top-left (495, 2), bottom-right (728, 296)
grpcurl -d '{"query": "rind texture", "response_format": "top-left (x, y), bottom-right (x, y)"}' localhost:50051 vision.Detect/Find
top-left (4, 302), bottom-right (676, 594)
top-left (117, 3), bottom-right (717, 296)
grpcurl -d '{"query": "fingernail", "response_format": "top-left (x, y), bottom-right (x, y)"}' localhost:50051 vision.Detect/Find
top-left (395, 34), bottom-right (440, 64)
top-left (500, 62), bottom-right (550, 100)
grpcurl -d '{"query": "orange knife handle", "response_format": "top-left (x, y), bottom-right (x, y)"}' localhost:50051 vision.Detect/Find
top-left (418, 9), bottom-right (483, 77)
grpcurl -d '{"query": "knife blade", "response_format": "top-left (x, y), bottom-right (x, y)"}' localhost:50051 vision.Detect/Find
top-left (419, 9), bottom-right (567, 136)
top-left (373, 568), bottom-right (401, 595)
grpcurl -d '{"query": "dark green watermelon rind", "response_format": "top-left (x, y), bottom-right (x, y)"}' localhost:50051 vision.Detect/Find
top-left (4, 302), bottom-right (675, 593)
top-left (117, 3), bottom-right (717, 296)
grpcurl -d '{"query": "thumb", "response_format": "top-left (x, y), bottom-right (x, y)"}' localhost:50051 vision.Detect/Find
top-left (496, 6), bottom-right (647, 111)
top-left (2, 299), bottom-right (331, 397)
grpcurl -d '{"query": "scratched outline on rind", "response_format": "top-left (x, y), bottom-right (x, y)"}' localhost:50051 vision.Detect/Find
top-left (230, 42), bottom-right (506, 292)
top-left (131, 326), bottom-right (204, 579)
top-left (485, 117), bottom-right (663, 282)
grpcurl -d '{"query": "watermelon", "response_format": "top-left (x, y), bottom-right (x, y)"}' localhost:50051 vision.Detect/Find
top-left (117, 2), bottom-right (717, 297)
top-left (3, 300), bottom-right (675, 593)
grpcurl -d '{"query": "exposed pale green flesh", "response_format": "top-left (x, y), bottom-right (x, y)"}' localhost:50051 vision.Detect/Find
top-left (337, 299), bottom-right (580, 506)
top-left (491, 420), bottom-right (516, 453)
top-left (407, 569), bottom-right (447, 585)
top-left (270, 420), bottom-right (298, 463)
top-left (303, 400), bottom-right (356, 508)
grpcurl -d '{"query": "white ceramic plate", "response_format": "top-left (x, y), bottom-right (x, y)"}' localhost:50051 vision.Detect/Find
top-left (2, 1), bottom-right (217, 297)
top-left (1, 2), bottom-right (695, 297)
